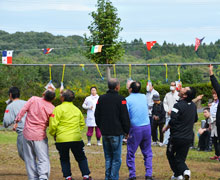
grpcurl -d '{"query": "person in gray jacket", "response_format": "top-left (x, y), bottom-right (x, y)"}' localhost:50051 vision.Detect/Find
top-left (3, 87), bottom-right (27, 161)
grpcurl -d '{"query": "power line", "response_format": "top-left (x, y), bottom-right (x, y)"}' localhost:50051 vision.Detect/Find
top-left (0, 42), bottom-right (220, 52)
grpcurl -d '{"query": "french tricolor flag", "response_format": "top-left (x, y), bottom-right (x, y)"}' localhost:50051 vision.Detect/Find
top-left (2, 50), bottom-right (13, 64)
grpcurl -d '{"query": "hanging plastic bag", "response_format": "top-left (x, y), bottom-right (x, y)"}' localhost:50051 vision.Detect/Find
top-left (126, 79), bottom-right (134, 89)
top-left (45, 80), bottom-right (56, 91)
top-left (146, 80), bottom-right (152, 92)
top-left (175, 81), bottom-right (182, 91)
top-left (60, 82), bottom-right (64, 94)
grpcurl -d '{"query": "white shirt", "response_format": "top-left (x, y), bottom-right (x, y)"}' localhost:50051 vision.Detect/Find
top-left (210, 100), bottom-right (218, 118)
top-left (146, 89), bottom-right (159, 116)
top-left (163, 91), bottom-right (180, 118)
top-left (82, 94), bottom-right (99, 127)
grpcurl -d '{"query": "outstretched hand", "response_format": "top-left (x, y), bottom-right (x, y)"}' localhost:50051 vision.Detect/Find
top-left (162, 126), bottom-right (167, 133)
top-left (209, 64), bottom-right (213, 76)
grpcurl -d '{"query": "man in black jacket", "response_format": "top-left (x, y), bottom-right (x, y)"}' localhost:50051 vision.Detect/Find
top-left (209, 64), bottom-right (220, 160)
top-left (163, 87), bottom-right (198, 180)
top-left (95, 78), bottom-right (130, 180)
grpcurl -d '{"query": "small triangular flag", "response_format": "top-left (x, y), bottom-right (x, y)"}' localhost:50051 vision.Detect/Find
top-left (146, 41), bottom-right (157, 51)
top-left (195, 37), bottom-right (205, 51)
top-left (42, 48), bottom-right (53, 54)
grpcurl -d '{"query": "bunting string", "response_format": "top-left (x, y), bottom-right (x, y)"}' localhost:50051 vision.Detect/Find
top-left (178, 65), bottom-right (181, 81)
top-left (95, 64), bottom-right (104, 80)
top-left (79, 64), bottom-right (85, 71)
top-left (113, 64), bottom-right (116, 78)
top-left (129, 64), bottom-right (132, 79)
top-left (49, 64), bottom-right (52, 82)
top-left (61, 64), bottom-right (65, 83)
top-left (147, 65), bottom-right (150, 81)
top-left (164, 63), bottom-right (168, 82)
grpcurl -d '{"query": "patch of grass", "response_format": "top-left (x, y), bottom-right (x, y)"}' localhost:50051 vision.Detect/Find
top-left (0, 130), bottom-right (17, 144)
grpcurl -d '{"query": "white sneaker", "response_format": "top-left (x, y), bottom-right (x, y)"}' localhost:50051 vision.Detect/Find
top-left (87, 142), bottom-right (91, 146)
top-left (158, 142), bottom-right (164, 147)
top-left (183, 170), bottom-right (191, 180)
top-left (171, 175), bottom-right (183, 180)
top-left (97, 142), bottom-right (102, 146)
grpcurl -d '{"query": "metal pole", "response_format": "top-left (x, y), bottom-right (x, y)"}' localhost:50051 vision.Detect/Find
top-left (1, 62), bottom-right (220, 66)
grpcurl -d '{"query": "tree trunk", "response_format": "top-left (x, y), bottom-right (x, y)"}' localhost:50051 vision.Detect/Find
top-left (106, 66), bottom-right (111, 80)
top-left (106, 59), bottom-right (111, 80)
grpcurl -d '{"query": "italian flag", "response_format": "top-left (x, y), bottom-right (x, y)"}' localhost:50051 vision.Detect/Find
top-left (91, 45), bottom-right (103, 54)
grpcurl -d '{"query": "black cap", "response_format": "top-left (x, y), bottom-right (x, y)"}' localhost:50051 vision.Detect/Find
top-left (152, 94), bottom-right (160, 101)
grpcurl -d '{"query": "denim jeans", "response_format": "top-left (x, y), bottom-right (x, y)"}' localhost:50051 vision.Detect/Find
top-left (102, 135), bottom-right (123, 180)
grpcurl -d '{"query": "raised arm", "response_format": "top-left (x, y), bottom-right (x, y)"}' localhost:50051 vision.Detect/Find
top-left (210, 65), bottom-right (220, 98)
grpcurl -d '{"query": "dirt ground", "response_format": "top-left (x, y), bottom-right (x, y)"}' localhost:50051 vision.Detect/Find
top-left (1, 141), bottom-right (220, 180)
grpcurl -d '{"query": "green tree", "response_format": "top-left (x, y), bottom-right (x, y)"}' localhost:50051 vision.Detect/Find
top-left (84, 0), bottom-right (124, 79)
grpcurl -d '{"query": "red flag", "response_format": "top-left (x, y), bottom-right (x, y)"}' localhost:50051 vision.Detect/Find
top-left (146, 41), bottom-right (157, 51)
top-left (195, 37), bottom-right (205, 51)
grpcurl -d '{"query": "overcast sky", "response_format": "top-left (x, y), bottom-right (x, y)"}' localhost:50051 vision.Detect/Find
top-left (0, 0), bottom-right (219, 45)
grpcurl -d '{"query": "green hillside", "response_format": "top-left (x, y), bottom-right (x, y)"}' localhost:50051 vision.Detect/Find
top-left (0, 30), bottom-right (219, 100)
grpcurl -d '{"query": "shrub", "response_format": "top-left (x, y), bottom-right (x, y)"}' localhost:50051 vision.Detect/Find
top-left (0, 82), bottom-right (215, 122)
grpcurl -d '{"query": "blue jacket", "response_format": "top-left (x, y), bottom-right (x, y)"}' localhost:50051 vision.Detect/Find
top-left (126, 93), bottom-right (150, 127)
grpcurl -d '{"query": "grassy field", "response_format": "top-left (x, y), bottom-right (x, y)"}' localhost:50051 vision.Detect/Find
top-left (0, 115), bottom-right (220, 180)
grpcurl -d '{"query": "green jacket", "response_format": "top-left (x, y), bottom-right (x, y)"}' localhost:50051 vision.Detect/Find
top-left (49, 101), bottom-right (85, 143)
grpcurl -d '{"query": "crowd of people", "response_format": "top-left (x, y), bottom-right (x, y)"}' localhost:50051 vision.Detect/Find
top-left (2, 65), bottom-right (220, 180)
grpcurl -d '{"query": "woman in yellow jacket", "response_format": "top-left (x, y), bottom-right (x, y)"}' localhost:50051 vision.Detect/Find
top-left (49, 89), bottom-right (93, 180)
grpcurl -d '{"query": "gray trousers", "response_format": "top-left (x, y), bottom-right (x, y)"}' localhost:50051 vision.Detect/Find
top-left (23, 137), bottom-right (50, 180)
top-left (17, 131), bottom-right (24, 161)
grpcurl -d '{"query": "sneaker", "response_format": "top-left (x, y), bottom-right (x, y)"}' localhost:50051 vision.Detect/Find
top-left (97, 142), bottom-right (102, 146)
top-left (171, 175), bottom-right (183, 180)
top-left (183, 170), bottom-right (191, 180)
top-left (127, 177), bottom-right (136, 180)
top-left (87, 142), bottom-right (91, 146)
top-left (210, 155), bottom-right (218, 160)
top-left (151, 142), bottom-right (157, 146)
top-left (65, 176), bottom-right (73, 180)
top-left (145, 176), bottom-right (153, 180)
top-left (83, 176), bottom-right (93, 180)
top-left (158, 142), bottom-right (164, 147)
